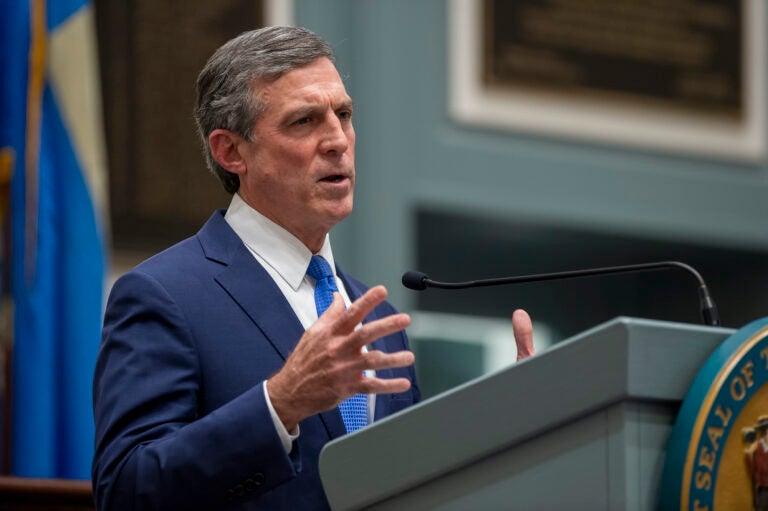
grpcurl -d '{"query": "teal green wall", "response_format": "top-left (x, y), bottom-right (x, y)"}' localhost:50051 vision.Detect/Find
top-left (296, 0), bottom-right (768, 312)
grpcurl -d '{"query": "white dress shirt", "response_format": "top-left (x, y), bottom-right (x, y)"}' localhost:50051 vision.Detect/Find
top-left (224, 193), bottom-right (374, 452)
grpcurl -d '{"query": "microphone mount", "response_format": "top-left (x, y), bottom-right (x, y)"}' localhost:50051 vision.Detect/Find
top-left (402, 261), bottom-right (720, 327)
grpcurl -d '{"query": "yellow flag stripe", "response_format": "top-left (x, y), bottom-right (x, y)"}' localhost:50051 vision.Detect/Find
top-left (24, 0), bottom-right (47, 285)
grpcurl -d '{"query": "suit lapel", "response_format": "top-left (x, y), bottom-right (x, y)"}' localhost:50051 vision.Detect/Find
top-left (197, 213), bottom-right (304, 361)
top-left (219, 251), bottom-right (346, 439)
top-left (214, 245), bottom-right (306, 361)
top-left (197, 213), bottom-right (347, 439)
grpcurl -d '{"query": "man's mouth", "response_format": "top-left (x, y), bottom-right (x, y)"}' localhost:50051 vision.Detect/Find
top-left (320, 174), bottom-right (346, 183)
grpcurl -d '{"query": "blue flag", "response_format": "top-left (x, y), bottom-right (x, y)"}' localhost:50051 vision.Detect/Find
top-left (0, 0), bottom-right (108, 479)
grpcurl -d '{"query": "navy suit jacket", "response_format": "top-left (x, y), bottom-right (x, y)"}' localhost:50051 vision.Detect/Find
top-left (92, 211), bottom-right (420, 510)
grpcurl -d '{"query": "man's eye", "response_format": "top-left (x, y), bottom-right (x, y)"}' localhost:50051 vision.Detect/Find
top-left (338, 111), bottom-right (353, 120)
top-left (294, 117), bottom-right (311, 126)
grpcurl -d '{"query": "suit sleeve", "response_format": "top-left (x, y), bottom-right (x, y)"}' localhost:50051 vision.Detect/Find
top-left (92, 270), bottom-right (298, 510)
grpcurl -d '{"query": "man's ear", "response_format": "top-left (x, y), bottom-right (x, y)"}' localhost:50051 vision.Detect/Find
top-left (209, 129), bottom-right (248, 175)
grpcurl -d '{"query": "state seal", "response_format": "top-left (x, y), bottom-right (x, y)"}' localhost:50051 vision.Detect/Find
top-left (660, 317), bottom-right (768, 510)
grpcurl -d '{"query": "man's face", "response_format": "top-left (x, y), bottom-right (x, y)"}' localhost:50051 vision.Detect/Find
top-left (237, 57), bottom-right (355, 250)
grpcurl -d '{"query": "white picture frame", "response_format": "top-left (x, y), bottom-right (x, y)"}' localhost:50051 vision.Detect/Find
top-left (449, 0), bottom-right (766, 161)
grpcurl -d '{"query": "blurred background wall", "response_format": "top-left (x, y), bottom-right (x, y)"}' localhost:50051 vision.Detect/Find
top-left (94, 0), bottom-right (768, 398)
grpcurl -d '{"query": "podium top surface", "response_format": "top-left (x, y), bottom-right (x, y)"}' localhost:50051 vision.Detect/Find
top-left (319, 317), bottom-right (733, 510)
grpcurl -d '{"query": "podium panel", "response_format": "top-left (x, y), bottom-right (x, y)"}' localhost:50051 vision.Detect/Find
top-left (319, 317), bottom-right (733, 510)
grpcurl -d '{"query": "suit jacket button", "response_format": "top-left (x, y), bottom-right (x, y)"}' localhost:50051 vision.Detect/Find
top-left (235, 484), bottom-right (245, 497)
top-left (244, 478), bottom-right (256, 491)
top-left (225, 489), bottom-right (235, 501)
top-left (253, 472), bottom-right (265, 486)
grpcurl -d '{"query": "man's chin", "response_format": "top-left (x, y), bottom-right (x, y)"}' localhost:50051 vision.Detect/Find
top-left (322, 199), bottom-right (353, 226)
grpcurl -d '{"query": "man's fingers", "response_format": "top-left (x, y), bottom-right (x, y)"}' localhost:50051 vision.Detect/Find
top-left (346, 313), bottom-right (410, 351)
top-left (362, 349), bottom-right (415, 371)
top-left (337, 286), bottom-right (388, 331)
top-left (357, 376), bottom-right (412, 395)
top-left (512, 309), bottom-right (535, 361)
top-left (318, 291), bottom-right (344, 321)
top-left (318, 287), bottom-right (410, 351)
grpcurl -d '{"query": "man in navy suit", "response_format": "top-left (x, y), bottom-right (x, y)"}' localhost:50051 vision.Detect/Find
top-left (92, 26), bottom-right (533, 510)
top-left (92, 26), bottom-right (421, 510)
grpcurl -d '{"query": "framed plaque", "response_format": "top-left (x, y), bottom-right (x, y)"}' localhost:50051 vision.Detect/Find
top-left (449, 0), bottom-right (766, 160)
top-left (96, 0), bottom-right (293, 252)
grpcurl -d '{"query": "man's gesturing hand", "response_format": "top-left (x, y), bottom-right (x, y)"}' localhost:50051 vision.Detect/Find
top-left (267, 286), bottom-right (414, 431)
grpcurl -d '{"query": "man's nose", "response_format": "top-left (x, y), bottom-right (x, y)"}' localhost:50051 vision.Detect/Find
top-left (319, 114), bottom-right (349, 154)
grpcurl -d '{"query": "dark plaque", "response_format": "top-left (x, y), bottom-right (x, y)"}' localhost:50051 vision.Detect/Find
top-left (484, 0), bottom-right (743, 120)
top-left (96, 0), bottom-right (264, 251)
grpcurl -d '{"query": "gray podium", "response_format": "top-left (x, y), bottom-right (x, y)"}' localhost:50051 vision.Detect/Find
top-left (319, 317), bottom-right (734, 511)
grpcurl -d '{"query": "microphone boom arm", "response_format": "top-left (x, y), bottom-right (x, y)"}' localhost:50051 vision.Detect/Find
top-left (404, 261), bottom-right (720, 327)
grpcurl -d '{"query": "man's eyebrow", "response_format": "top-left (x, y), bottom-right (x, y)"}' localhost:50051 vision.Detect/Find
top-left (282, 99), bottom-right (354, 123)
top-left (284, 105), bottom-right (322, 121)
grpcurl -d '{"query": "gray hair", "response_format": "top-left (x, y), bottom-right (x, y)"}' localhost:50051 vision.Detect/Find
top-left (194, 26), bottom-right (334, 194)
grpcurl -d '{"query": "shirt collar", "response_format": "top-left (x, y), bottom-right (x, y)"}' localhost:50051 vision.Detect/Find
top-left (224, 193), bottom-right (337, 290)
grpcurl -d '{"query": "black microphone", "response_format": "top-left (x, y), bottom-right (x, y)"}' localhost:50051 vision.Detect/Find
top-left (402, 261), bottom-right (720, 327)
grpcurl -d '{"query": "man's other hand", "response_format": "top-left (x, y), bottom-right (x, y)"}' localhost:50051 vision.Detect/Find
top-left (513, 309), bottom-right (534, 361)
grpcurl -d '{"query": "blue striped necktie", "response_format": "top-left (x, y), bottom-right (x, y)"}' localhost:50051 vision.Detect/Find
top-left (306, 255), bottom-right (368, 433)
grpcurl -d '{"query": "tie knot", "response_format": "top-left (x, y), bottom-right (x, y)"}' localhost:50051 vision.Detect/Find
top-left (307, 255), bottom-right (334, 282)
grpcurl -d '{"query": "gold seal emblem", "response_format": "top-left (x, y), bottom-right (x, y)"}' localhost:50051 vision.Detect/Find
top-left (660, 319), bottom-right (768, 510)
